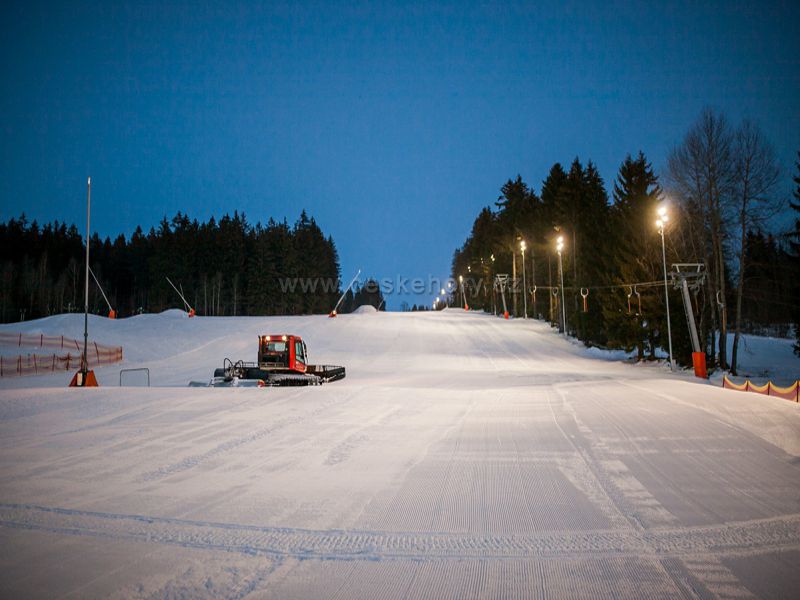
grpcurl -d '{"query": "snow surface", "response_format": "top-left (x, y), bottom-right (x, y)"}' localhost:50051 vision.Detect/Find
top-left (719, 331), bottom-right (800, 386)
top-left (1, 309), bottom-right (799, 598)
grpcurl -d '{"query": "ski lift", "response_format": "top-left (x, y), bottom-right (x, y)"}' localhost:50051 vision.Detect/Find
top-left (580, 288), bottom-right (589, 313)
top-left (670, 263), bottom-right (708, 378)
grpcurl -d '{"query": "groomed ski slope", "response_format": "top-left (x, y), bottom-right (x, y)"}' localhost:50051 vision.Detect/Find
top-left (1, 309), bottom-right (799, 599)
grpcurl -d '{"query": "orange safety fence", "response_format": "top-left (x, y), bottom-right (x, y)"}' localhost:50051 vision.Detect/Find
top-left (0, 333), bottom-right (123, 377)
top-left (0, 332), bottom-right (87, 351)
top-left (770, 382), bottom-right (800, 402)
top-left (722, 376), bottom-right (799, 402)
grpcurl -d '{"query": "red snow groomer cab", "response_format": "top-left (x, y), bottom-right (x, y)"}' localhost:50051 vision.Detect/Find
top-left (210, 334), bottom-right (346, 387)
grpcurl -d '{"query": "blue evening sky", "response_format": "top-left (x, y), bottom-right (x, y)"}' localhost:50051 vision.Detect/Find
top-left (2, 1), bottom-right (798, 308)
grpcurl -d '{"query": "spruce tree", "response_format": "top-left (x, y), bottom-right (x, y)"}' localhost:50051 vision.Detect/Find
top-left (602, 152), bottom-right (663, 358)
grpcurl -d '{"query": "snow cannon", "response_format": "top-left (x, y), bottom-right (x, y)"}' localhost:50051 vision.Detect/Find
top-left (207, 334), bottom-right (346, 387)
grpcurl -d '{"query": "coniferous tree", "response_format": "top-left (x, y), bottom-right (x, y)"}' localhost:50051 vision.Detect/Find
top-left (451, 206), bottom-right (498, 313)
top-left (603, 152), bottom-right (663, 358)
top-left (0, 210), bottom-right (341, 322)
top-left (351, 279), bottom-right (384, 310)
top-left (577, 161), bottom-right (613, 344)
top-left (539, 164), bottom-right (568, 325)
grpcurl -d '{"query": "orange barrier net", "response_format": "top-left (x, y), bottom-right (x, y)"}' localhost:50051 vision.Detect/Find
top-left (722, 376), bottom-right (748, 392)
top-left (722, 376), bottom-right (799, 402)
top-left (0, 333), bottom-right (123, 378)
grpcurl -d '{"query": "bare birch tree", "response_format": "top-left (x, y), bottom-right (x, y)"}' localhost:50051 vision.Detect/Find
top-left (730, 120), bottom-right (781, 373)
top-left (667, 108), bottom-right (736, 369)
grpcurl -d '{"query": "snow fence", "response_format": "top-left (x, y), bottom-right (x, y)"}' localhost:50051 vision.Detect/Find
top-left (722, 375), bottom-right (799, 402)
top-left (0, 332), bottom-right (123, 378)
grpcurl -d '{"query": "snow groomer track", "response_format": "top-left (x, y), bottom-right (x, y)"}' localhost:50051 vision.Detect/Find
top-left (1, 309), bottom-right (799, 598)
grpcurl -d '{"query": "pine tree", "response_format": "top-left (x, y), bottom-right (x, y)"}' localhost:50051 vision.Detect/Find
top-left (451, 207), bottom-right (498, 313)
top-left (577, 161), bottom-right (613, 344)
top-left (0, 209), bottom-right (340, 322)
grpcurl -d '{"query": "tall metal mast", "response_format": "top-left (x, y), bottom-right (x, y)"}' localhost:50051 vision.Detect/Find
top-left (82, 176), bottom-right (91, 375)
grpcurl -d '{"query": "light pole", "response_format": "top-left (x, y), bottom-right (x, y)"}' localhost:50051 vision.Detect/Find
top-left (520, 240), bottom-right (527, 318)
top-left (459, 275), bottom-right (466, 309)
top-left (557, 236), bottom-right (566, 336)
top-left (490, 254), bottom-right (496, 315)
top-left (656, 206), bottom-right (674, 371)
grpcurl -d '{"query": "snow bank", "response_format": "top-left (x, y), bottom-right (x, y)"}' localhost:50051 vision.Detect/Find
top-left (352, 304), bottom-right (378, 314)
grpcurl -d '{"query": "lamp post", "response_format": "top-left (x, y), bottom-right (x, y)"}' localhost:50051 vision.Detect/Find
top-left (656, 206), bottom-right (674, 371)
top-left (520, 240), bottom-right (527, 318)
top-left (530, 240), bottom-right (536, 318)
top-left (556, 236), bottom-right (566, 336)
top-left (459, 275), bottom-right (465, 309)
top-left (490, 254), bottom-right (496, 315)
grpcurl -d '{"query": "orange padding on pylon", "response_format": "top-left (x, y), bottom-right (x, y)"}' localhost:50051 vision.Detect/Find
top-left (722, 376), bottom-right (799, 402)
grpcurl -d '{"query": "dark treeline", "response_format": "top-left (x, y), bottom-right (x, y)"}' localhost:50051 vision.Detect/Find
top-left (337, 278), bottom-right (386, 313)
top-left (452, 110), bottom-right (799, 371)
top-left (0, 210), bottom-right (342, 322)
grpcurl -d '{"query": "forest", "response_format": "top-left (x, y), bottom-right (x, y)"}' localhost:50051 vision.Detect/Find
top-left (0, 210), bottom-right (346, 322)
top-left (451, 109), bottom-right (800, 373)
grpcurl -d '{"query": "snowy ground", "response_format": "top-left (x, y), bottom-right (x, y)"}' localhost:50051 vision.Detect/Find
top-left (1, 309), bottom-right (799, 598)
